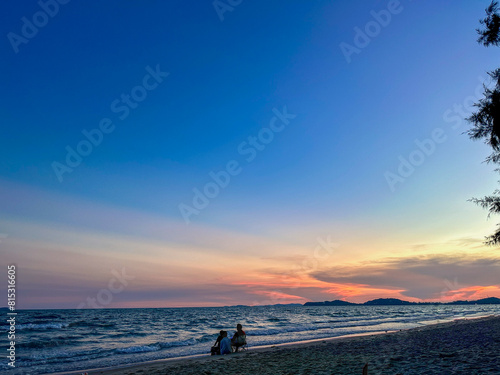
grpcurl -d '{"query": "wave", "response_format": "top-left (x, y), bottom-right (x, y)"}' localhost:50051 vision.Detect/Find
top-left (267, 317), bottom-right (284, 322)
top-left (33, 314), bottom-right (61, 319)
top-left (108, 331), bottom-right (149, 338)
top-left (0, 323), bottom-right (69, 331)
top-left (20, 340), bottom-right (67, 350)
top-left (116, 344), bottom-right (161, 354)
top-left (248, 318), bottom-right (412, 337)
top-left (18, 335), bottom-right (83, 349)
top-left (159, 338), bottom-right (198, 348)
top-left (10, 305), bottom-right (500, 374)
top-left (68, 320), bottom-right (116, 328)
top-left (115, 338), bottom-right (198, 355)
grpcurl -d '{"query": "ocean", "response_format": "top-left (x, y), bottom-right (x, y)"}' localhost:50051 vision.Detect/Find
top-left (2, 304), bottom-right (500, 374)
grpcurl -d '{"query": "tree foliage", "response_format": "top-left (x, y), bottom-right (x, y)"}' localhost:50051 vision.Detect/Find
top-left (467, 69), bottom-right (500, 150)
top-left (468, 2), bottom-right (500, 245)
top-left (477, 1), bottom-right (500, 46)
top-left (470, 190), bottom-right (500, 245)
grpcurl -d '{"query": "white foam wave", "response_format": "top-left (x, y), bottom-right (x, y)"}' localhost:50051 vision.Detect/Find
top-left (0, 323), bottom-right (69, 331)
top-left (116, 345), bottom-right (161, 354)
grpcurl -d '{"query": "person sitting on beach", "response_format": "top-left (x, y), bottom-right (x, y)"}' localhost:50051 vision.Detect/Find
top-left (220, 331), bottom-right (232, 355)
top-left (231, 324), bottom-right (246, 352)
top-left (210, 330), bottom-right (224, 355)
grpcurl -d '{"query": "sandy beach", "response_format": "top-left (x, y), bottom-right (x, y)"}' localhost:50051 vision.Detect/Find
top-left (66, 315), bottom-right (500, 375)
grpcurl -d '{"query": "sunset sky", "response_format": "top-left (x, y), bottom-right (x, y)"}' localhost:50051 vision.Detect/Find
top-left (2, 0), bottom-right (500, 309)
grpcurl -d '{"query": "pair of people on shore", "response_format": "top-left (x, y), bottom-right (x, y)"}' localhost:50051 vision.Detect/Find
top-left (211, 324), bottom-right (246, 355)
top-left (211, 330), bottom-right (232, 355)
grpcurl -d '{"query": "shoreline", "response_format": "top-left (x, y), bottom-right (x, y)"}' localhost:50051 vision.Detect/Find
top-left (51, 330), bottom-right (397, 375)
top-left (51, 314), bottom-right (499, 375)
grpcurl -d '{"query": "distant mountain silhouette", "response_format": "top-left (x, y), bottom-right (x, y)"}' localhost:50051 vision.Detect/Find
top-left (475, 297), bottom-right (500, 304)
top-left (225, 303), bottom-right (304, 308)
top-left (364, 298), bottom-right (412, 305)
top-left (303, 297), bottom-right (500, 306)
top-left (304, 300), bottom-right (357, 306)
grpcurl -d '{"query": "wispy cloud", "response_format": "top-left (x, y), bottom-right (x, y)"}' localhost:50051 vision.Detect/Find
top-left (311, 254), bottom-right (500, 300)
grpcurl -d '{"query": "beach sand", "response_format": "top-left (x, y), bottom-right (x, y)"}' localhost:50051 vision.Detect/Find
top-left (73, 316), bottom-right (500, 375)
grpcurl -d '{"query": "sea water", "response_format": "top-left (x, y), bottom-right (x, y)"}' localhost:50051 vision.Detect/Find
top-left (1, 304), bottom-right (500, 374)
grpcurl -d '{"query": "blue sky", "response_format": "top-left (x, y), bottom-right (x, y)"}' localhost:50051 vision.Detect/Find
top-left (2, 0), bottom-right (500, 308)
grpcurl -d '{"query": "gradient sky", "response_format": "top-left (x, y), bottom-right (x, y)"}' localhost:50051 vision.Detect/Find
top-left (2, 0), bottom-right (500, 309)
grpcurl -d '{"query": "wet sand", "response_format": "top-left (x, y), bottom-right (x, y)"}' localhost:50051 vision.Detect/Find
top-left (65, 316), bottom-right (500, 375)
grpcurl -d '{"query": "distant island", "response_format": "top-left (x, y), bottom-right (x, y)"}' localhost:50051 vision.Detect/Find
top-left (303, 297), bottom-right (500, 306)
top-left (228, 303), bottom-right (303, 308)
